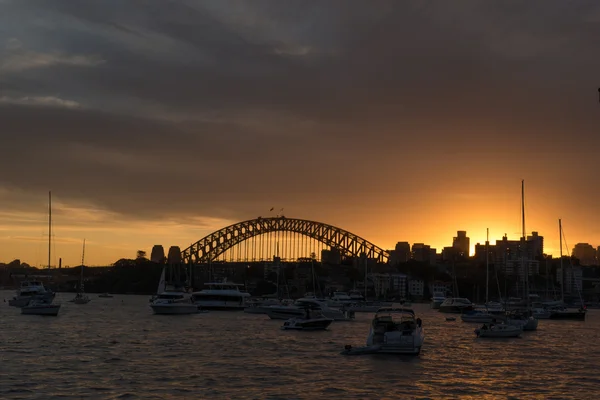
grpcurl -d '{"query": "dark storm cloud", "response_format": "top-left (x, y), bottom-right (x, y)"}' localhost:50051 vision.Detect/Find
top-left (1, 0), bottom-right (599, 222)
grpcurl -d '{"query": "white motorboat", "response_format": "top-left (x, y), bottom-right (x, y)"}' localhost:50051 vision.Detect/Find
top-left (98, 293), bottom-right (114, 298)
top-left (341, 307), bottom-right (424, 356)
top-left (192, 281), bottom-right (251, 310)
top-left (150, 291), bottom-right (199, 315)
top-left (475, 323), bottom-right (522, 338)
top-left (281, 308), bottom-right (333, 331)
top-left (461, 310), bottom-right (496, 323)
top-left (21, 300), bottom-right (61, 316)
top-left (266, 297), bottom-right (355, 321)
top-left (8, 280), bottom-right (55, 307)
top-left (430, 292), bottom-right (446, 309)
top-left (438, 297), bottom-right (474, 313)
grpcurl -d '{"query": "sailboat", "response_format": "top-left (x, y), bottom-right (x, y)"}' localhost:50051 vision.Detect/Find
top-left (21, 191), bottom-right (61, 316)
top-left (462, 229), bottom-right (496, 323)
top-left (549, 219), bottom-right (586, 320)
top-left (70, 239), bottom-right (91, 304)
top-left (505, 180), bottom-right (538, 331)
top-left (150, 266), bottom-right (198, 315)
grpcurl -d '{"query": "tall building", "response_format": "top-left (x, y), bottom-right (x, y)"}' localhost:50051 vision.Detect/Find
top-left (572, 243), bottom-right (597, 266)
top-left (452, 231), bottom-right (470, 257)
top-left (491, 234), bottom-right (539, 278)
top-left (167, 246), bottom-right (182, 264)
top-left (527, 231), bottom-right (544, 259)
top-left (389, 242), bottom-right (411, 265)
top-left (150, 245), bottom-right (166, 263)
top-left (411, 243), bottom-right (436, 264)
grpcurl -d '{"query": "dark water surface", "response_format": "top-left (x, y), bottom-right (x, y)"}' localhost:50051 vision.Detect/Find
top-left (1, 291), bottom-right (599, 399)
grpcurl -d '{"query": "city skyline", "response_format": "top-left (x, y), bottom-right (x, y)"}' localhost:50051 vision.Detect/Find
top-left (2, 196), bottom-right (599, 267)
top-left (1, 1), bottom-right (600, 265)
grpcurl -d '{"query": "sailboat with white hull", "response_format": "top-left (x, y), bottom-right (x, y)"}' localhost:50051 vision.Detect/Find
top-left (21, 191), bottom-right (61, 316)
top-left (505, 180), bottom-right (538, 331)
top-left (150, 266), bottom-right (198, 315)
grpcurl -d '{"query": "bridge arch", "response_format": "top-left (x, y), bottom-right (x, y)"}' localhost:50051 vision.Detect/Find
top-left (181, 217), bottom-right (390, 264)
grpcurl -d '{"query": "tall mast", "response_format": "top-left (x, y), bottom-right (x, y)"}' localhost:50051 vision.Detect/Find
top-left (559, 218), bottom-right (564, 302)
top-left (485, 228), bottom-right (489, 304)
top-left (48, 191), bottom-right (52, 269)
top-left (521, 180), bottom-right (529, 306)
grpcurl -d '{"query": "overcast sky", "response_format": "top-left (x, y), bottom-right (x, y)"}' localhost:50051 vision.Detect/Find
top-left (1, 0), bottom-right (599, 265)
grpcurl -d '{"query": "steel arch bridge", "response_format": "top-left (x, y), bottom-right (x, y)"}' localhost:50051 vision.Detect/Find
top-left (181, 217), bottom-right (390, 264)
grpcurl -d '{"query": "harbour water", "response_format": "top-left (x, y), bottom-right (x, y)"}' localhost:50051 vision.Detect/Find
top-left (1, 291), bottom-right (599, 399)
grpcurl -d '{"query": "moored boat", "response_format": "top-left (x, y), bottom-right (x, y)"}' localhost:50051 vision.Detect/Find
top-left (438, 297), bottom-right (474, 313)
top-left (281, 308), bottom-right (333, 331)
top-left (21, 300), bottom-right (61, 316)
top-left (341, 307), bottom-right (424, 356)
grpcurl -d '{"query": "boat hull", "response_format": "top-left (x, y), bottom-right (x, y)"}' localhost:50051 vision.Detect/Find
top-left (9, 293), bottom-right (55, 308)
top-left (282, 318), bottom-right (333, 330)
top-left (150, 304), bottom-right (199, 315)
top-left (21, 305), bottom-right (60, 316)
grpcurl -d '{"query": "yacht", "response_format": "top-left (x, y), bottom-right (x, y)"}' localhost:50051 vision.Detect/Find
top-left (21, 299), bottom-right (61, 316)
top-left (281, 308), bottom-right (333, 331)
top-left (327, 292), bottom-right (353, 307)
top-left (430, 292), bottom-right (446, 309)
top-left (266, 297), bottom-right (354, 321)
top-left (191, 281), bottom-right (251, 310)
top-left (341, 307), bottom-right (424, 356)
top-left (8, 280), bottom-right (55, 307)
top-left (438, 297), bottom-right (474, 313)
top-left (150, 290), bottom-right (198, 315)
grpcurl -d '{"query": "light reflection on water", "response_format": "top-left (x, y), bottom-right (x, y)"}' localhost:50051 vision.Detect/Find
top-left (1, 290), bottom-right (599, 399)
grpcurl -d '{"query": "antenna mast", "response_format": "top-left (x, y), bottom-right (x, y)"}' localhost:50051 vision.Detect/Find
top-left (48, 191), bottom-right (52, 269)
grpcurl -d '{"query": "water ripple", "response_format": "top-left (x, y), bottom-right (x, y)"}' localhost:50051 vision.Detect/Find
top-left (1, 291), bottom-right (599, 399)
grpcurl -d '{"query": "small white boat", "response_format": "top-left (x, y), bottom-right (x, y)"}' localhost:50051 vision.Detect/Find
top-left (21, 300), bottom-right (61, 316)
top-left (150, 291), bottom-right (199, 315)
top-left (342, 307), bottom-right (424, 356)
top-left (475, 323), bottom-right (522, 338)
top-left (281, 309), bottom-right (333, 331)
top-left (98, 293), bottom-right (114, 298)
top-left (438, 297), bottom-right (474, 313)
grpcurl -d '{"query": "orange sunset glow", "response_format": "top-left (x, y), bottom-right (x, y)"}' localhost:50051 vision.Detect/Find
top-left (0, 2), bottom-right (599, 266)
